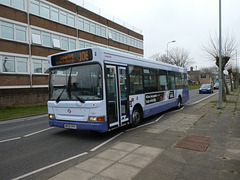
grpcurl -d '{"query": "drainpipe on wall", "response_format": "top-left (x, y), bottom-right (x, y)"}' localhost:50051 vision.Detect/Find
top-left (27, 0), bottom-right (32, 88)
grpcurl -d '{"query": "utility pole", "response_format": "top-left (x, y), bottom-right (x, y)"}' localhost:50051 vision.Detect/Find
top-left (218, 0), bottom-right (222, 108)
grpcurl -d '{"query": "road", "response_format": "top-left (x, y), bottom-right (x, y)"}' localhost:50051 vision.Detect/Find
top-left (0, 89), bottom-right (218, 180)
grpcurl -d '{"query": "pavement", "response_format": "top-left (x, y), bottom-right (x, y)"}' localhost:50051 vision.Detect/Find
top-left (48, 89), bottom-right (240, 180)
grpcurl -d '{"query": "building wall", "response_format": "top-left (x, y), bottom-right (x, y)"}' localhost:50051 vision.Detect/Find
top-left (199, 74), bottom-right (211, 84)
top-left (0, 0), bottom-right (144, 107)
top-left (0, 88), bottom-right (48, 108)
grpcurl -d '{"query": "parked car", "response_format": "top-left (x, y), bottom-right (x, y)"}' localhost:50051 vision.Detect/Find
top-left (199, 84), bottom-right (213, 94)
top-left (213, 82), bottom-right (219, 89)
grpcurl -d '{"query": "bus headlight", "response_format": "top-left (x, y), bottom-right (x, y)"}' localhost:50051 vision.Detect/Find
top-left (49, 114), bottom-right (56, 120)
top-left (88, 116), bottom-right (105, 122)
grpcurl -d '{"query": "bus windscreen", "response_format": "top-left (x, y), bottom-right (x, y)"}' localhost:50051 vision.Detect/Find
top-left (51, 49), bottom-right (93, 66)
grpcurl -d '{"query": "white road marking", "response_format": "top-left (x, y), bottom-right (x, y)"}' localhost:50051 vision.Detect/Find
top-left (23, 127), bottom-right (54, 137)
top-left (12, 152), bottom-right (88, 180)
top-left (0, 137), bottom-right (21, 143)
top-left (90, 132), bottom-right (124, 152)
top-left (155, 114), bottom-right (165, 122)
top-left (0, 127), bottom-right (54, 143)
top-left (187, 92), bottom-right (218, 106)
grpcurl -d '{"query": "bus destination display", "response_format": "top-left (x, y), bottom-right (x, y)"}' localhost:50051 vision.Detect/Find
top-left (51, 49), bottom-right (93, 66)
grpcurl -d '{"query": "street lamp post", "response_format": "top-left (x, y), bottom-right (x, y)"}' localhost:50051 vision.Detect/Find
top-left (218, 0), bottom-right (222, 109)
top-left (167, 40), bottom-right (176, 59)
top-left (236, 50), bottom-right (239, 88)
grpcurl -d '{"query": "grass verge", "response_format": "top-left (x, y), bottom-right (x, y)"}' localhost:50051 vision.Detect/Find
top-left (188, 85), bottom-right (201, 90)
top-left (0, 105), bottom-right (47, 120)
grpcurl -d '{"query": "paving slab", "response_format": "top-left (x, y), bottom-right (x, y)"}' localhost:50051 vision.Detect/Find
top-left (76, 157), bottom-right (114, 174)
top-left (48, 167), bottom-right (94, 180)
top-left (99, 163), bottom-right (141, 180)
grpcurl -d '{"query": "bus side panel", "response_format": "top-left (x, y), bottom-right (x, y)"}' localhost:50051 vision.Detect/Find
top-left (182, 88), bottom-right (189, 104)
top-left (143, 100), bottom-right (175, 119)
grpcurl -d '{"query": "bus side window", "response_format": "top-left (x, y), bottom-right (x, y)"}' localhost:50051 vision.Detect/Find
top-left (159, 70), bottom-right (168, 91)
top-left (129, 66), bottom-right (143, 94)
top-left (175, 72), bottom-right (182, 89)
top-left (167, 71), bottom-right (175, 90)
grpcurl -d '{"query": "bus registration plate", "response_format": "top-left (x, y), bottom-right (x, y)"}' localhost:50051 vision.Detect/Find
top-left (64, 124), bottom-right (77, 129)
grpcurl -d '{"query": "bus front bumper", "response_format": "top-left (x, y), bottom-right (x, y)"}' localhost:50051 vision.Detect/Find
top-left (49, 119), bottom-right (108, 133)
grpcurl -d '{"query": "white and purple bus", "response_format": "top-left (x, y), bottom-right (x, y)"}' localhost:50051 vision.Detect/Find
top-left (47, 47), bottom-right (189, 132)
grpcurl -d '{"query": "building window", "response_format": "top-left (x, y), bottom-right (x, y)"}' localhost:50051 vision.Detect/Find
top-left (16, 57), bottom-right (28, 73)
top-left (1, 0), bottom-right (25, 11)
top-left (85, 42), bottom-right (91, 48)
top-left (60, 10), bottom-right (67, 24)
top-left (2, 56), bottom-right (15, 72)
top-left (0, 21), bottom-right (27, 42)
top-left (84, 20), bottom-right (90, 32)
top-left (42, 32), bottom-right (51, 47)
top-left (96, 25), bottom-right (100, 36)
top-left (15, 25), bottom-right (26, 42)
top-left (69, 39), bottom-right (76, 50)
top-left (101, 26), bottom-right (106, 38)
top-left (68, 14), bottom-right (75, 27)
top-left (1, 55), bottom-right (28, 73)
top-left (12, 0), bottom-right (25, 10)
top-left (79, 41), bottom-right (85, 48)
top-left (1, 21), bottom-right (14, 40)
top-left (31, 28), bottom-right (76, 50)
top-left (52, 35), bottom-right (61, 48)
top-left (1, 0), bottom-right (11, 6)
top-left (30, 0), bottom-right (40, 15)
top-left (51, 7), bottom-right (59, 22)
top-left (61, 37), bottom-right (68, 50)
top-left (78, 18), bottom-right (84, 30)
top-left (33, 59), bottom-right (47, 74)
top-left (32, 29), bottom-right (41, 44)
top-left (90, 23), bottom-right (96, 34)
top-left (40, 3), bottom-right (50, 19)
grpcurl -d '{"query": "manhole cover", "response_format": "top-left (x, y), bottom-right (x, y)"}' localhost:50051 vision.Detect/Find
top-left (176, 135), bottom-right (213, 152)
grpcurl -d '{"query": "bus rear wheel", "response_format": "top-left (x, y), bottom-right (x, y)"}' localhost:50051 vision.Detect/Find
top-left (131, 108), bottom-right (142, 127)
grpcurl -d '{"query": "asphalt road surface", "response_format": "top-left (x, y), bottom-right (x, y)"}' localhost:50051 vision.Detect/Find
top-left (0, 89), bottom-right (218, 180)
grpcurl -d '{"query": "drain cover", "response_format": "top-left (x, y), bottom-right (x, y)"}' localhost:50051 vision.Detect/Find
top-left (176, 135), bottom-right (213, 152)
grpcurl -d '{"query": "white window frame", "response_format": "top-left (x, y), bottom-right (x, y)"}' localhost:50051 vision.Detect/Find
top-left (0, 54), bottom-right (29, 74)
top-left (32, 58), bottom-right (48, 74)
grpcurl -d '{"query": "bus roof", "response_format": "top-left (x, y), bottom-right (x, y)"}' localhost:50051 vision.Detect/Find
top-left (48, 47), bottom-right (186, 73)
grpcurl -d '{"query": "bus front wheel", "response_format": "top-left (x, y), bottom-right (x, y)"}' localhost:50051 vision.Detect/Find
top-left (131, 108), bottom-right (142, 127)
top-left (177, 96), bottom-right (182, 109)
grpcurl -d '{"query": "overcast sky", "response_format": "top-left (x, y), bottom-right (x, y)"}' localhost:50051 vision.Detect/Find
top-left (70, 0), bottom-right (240, 70)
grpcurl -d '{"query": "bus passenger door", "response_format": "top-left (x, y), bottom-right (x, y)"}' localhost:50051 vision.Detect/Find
top-left (106, 65), bottom-right (129, 129)
top-left (118, 67), bottom-right (129, 124)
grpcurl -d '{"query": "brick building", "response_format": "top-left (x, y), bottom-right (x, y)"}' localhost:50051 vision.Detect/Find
top-left (0, 0), bottom-right (143, 107)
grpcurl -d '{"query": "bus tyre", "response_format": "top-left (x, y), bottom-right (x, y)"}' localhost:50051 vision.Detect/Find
top-left (132, 108), bottom-right (141, 127)
top-left (177, 97), bottom-right (182, 109)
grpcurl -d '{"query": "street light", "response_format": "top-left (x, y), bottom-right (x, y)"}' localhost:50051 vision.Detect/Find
top-left (167, 40), bottom-right (176, 58)
top-left (218, 0), bottom-right (222, 108)
top-left (236, 50), bottom-right (239, 88)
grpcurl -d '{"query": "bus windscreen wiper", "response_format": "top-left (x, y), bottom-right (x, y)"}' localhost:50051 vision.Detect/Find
top-left (56, 68), bottom-right (72, 103)
top-left (71, 91), bottom-right (85, 103)
top-left (56, 87), bottom-right (66, 103)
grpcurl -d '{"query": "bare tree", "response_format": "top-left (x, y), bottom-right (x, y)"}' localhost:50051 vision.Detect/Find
top-left (150, 47), bottom-right (193, 69)
top-left (227, 66), bottom-right (233, 92)
top-left (202, 33), bottom-right (238, 101)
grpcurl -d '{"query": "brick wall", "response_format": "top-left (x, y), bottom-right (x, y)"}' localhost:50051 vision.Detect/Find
top-left (0, 88), bottom-right (48, 108)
